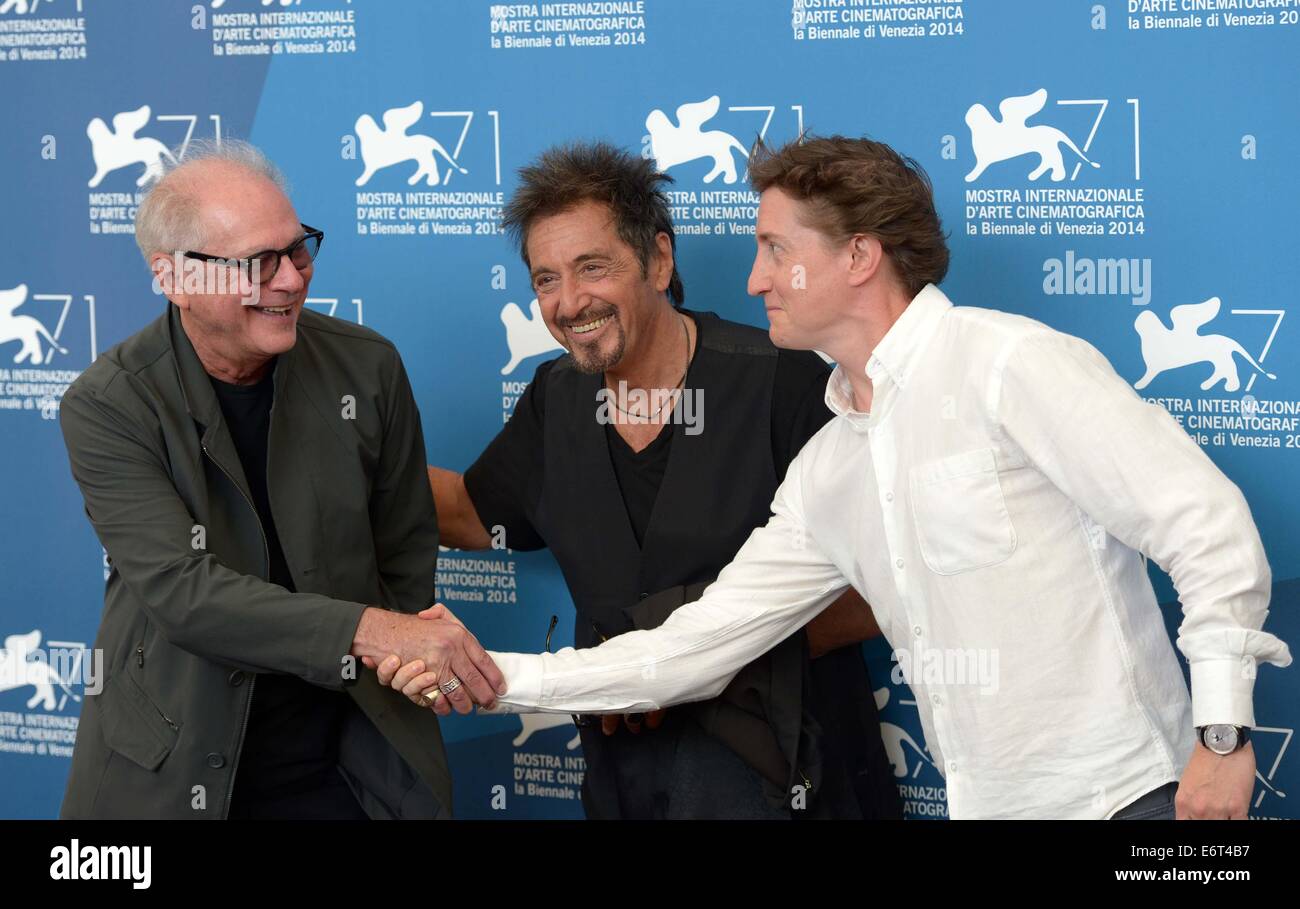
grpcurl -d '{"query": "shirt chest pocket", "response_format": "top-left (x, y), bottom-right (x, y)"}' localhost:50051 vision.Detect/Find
top-left (908, 447), bottom-right (1017, 575)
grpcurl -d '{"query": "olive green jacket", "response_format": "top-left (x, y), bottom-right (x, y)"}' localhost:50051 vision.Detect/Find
top-left (58, 303), bottom-right (451, 819)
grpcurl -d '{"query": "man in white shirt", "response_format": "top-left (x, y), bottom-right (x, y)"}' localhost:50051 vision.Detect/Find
top-left (378, 136), bottom-right (1291, 819)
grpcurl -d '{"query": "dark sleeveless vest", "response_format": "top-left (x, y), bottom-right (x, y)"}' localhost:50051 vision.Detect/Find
top-left (533, 310), bottom-right (779, 647)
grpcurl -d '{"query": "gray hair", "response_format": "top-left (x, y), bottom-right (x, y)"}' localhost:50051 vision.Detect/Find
top-left (133, 138), bottom-right (290, 262)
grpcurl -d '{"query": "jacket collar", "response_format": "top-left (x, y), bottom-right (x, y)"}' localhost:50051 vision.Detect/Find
top-left (166, 303), bottom-right (302, 507)
top-left (166, 301), bottom-right (297, 433)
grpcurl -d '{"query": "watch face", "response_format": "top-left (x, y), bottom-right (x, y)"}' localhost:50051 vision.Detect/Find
top-left (1206, 725), bottom-right (1239, 754)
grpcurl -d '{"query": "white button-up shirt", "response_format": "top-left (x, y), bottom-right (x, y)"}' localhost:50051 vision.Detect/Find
top-left (489, 284), bottom-right (1292, 819)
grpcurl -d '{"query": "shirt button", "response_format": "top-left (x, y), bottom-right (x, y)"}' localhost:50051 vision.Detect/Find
top-left (884, 491), bottom-right (894, 503)
top-left (913, 625), bottom-right (922, 637)
top-left (227, 671), bottom-right (245, 687)
top-left (948, 761), bottom-right (958, 773)
top-left (895, 558), bottom-right (905, 570)
top-left (206, 753), bottom-right (226, 770)
top-left (932, 694), bottom-right (942, 706)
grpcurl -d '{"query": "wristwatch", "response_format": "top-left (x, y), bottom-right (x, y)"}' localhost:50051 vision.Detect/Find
top-left (1197, 724), bottom-right (1251, 755)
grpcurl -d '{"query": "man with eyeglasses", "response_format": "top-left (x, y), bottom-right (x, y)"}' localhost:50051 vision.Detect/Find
top-left (58, 139), bottom-right (504, 820)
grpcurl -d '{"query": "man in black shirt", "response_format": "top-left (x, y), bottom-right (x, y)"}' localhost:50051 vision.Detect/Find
top-left (396, 143), bottom-right (900, 818)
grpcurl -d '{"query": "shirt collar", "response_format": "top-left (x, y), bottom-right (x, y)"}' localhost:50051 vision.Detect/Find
top-left (824, 283), bottom-right (954, 424)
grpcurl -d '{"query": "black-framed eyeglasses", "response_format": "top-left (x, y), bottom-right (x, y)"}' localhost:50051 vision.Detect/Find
top-left (183, 223), bottom-right (324, 284)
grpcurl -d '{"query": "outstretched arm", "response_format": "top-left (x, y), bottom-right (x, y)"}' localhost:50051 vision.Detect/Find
top-left (485, 461), bottom-right (852, 714)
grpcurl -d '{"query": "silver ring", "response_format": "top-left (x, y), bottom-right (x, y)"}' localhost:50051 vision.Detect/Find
top-left (439, 677), bottom-right (462, 695)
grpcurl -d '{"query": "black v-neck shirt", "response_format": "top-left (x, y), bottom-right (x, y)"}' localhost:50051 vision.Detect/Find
top-left (604, 419), bottom-right (674, 548)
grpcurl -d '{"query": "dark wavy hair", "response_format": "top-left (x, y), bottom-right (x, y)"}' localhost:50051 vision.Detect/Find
top-left (749, 135), bottom-right (949, 296)
top-left (501, 141), bottom-right (684, 305)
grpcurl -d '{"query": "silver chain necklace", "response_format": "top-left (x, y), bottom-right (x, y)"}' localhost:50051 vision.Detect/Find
top-left (606, 314), bottom-right (691, 420)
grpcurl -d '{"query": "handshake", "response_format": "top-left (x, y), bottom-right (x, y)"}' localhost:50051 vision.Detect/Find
top-left (353, 603), bottom-right (666, 735)
top-left (352, 604), bottom-right (505, 716)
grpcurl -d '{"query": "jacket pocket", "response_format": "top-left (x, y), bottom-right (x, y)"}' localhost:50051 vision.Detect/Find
top-left (908, 447), bottom-right (1017, 576)
top-left (97, 672), bottom-right (180, 772)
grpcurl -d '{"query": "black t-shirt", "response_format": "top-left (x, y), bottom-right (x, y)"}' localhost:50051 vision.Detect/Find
top-left (208, 362), bottom-right (363, 818)
top-left (464, 313), bottom-right (834, 552)
top-left (604, 422), bottom-right (672, 548)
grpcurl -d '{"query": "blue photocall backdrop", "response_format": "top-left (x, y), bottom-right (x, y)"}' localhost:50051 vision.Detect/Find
top-left (0, 0), bottom-right (1295, 819)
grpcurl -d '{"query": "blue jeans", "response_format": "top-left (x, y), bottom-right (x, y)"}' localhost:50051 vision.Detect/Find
top-left (1111, 781), bottom-right (1178, 819)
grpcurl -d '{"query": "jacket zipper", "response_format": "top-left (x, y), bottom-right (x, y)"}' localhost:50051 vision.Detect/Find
top-left (202, 441), bottom-right (269, 819)
top-left (133, 644), bottom-right (180, 730)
